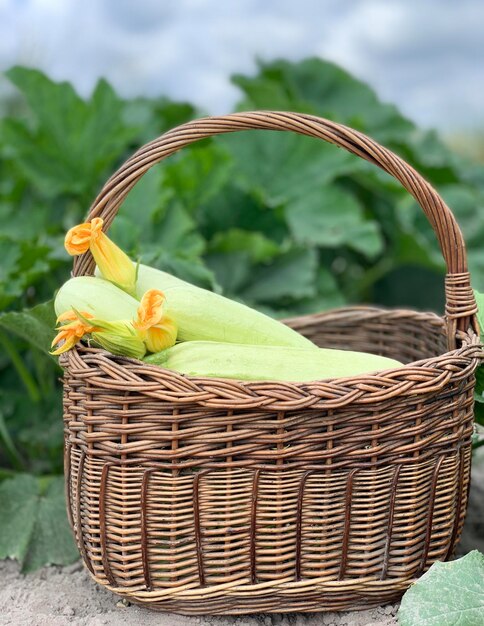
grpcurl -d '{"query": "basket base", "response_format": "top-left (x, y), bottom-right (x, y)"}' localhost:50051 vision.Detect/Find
top-left (90, 571), bottom-right (409, 615)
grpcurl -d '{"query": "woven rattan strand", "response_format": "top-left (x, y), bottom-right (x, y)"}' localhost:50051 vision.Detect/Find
top-left (61, 112), bottom-right (482, 614)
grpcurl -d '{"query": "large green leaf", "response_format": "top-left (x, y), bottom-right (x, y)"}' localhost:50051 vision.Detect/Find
top-left (0, 380), bottom-right (63, 475)
top-left (112, 167), bottom-right (166, 249)
top-left (285, 184), bottom-right (384, 258)
top-left (233, 58), bottom-right (415, 142)
top-left (217, 129), bottom-right (357, 207)
top-left (198, 185), bottom-right (287, 241)
top-left (240, 248), bottom-right (318, 303)
top-left (4, 67), bottom-right (136, 198)
top-left (132, 201), bottom-right (208, 279)
top-left (0, 236), bottom-right (62, 310)
top-left (0, 300), bottom-right (56, 354)
top-left (205, 251), bottom-right (252, 295)
top-left (0, 473), bottom-right (78, 572)
top-left (162, 141), bottom-right (233, 211)
top-left (348, 222), bottom-right (384, 258)
top-left (398, 551), bottom-right (484, 626)
top-left (122, 96), bottom-right (196, 144)
top-left (274, 267), bottom-right (346, 317)
top-left (392, 194), bottom-right (446, 273)
top-left (206, 229), bottom-right (280, 296)
top-left (149, 202), bottom-right (205, 258)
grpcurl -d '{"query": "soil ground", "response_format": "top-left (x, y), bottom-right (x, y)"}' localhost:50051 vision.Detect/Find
top-left (0, 560), bottom-right (399, 626)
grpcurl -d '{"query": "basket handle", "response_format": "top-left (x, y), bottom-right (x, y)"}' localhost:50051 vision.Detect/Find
top-left (73, 111), bottom-right (478, 349)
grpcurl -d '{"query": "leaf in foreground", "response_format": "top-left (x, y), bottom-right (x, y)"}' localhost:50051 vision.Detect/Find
top-left (0, 300), bottom-right (56, 354)
top-left (398, 551), bottom-right (484, 626)
top-left (0, 474), bottom-right (78, 572)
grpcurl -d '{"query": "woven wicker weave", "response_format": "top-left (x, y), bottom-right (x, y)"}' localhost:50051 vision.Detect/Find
top-left (61, 112), bottom-right (483, 615)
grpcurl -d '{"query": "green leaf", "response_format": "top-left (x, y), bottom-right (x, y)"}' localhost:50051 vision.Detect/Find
top-left (149, 202), bottom-right (205, 259)
top-left (114, 167), bottom-right (166, 244)
top-left (0, 383), bottom-right (64, 475)
top-left (108, 214), bottom-right (142, 256)
top-left (240, 248), bottom-right (318, 303)
top-left (0, 300), bottom-right (56, 354)
top-left (272, 267), bottom-right (346, 317)
top-left (393, 194), bottom-right (447, 272)
top-left (209, 229), bottom-right (279, 263)
top-left (285, 185), bottom-right (361, 245)
top-left (150, 98), bottom-right (197, 131)
top-left (474, 290), bottom-right (484, 338)
top-left (205, 251), bottom-right (252, 295)
top-left (233, 58), bottom-right (415, 142)
top-left (0, 235), bottom-right (63, 310)
top-left (5, 67), bottom-right (136, 198)
top-left (217, 130), bottom-right (357, 207)
top-left (347, 221), bottom-right (384, 258)
top-left (392, 231), bottom-right (445, 273)
top-left (122, 96), bottom-right (197, 143)
top-left (199, 185), bottom-right (287, 241)
top-left (398, 551), bottom-right (484, 626)
top-left (146, 254), bottom-right (218, 291)
top-left (0, 473), bottom-right (78, 572)
top-left (315, 267), bottom-right (346, 309)
top-left (162, 141), bottom-right (233, 211)
top-left (0, 237), bottom-right (23, 308)
top-left (285, 185), bottom-right (383, 258)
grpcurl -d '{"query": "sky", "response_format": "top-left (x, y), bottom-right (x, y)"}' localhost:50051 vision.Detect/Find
top-left (0, 0), bottom-right (483, 131)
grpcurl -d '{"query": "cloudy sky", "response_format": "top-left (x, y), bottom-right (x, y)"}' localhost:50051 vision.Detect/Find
top-left (0, 0), bottom-right (483, 131)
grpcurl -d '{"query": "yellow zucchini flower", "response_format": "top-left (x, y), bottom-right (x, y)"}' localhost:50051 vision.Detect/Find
top-left (133, 289), bottom-right (178, 353)
top-left (64, 217), bottom-right (136, 296)
top-left (52, 310), bottom-right (146, 360)
top-left (50, 310), bottom-right (97, 355)
top-left (73, 311), bottom-right (147, 360)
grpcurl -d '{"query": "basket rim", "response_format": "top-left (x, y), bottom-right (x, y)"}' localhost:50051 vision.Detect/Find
top-left (62, 309), bottom-right (483, 412)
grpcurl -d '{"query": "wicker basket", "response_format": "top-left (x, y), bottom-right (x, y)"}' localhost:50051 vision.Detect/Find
top-left (61, 112), bottom-right (483, 615)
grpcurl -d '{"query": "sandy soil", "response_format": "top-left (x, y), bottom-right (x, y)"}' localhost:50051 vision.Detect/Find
top-left (2, 451), bottom-right (482, 626)
top-left (0, 558), bottom-right (399, 626)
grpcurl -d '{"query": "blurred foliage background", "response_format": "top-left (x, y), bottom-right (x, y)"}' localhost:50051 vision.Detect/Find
top-left (1, 58), bottom-right (484, 569)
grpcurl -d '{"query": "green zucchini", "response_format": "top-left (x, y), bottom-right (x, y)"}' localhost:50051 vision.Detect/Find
top-left (144, 341), bottom-right (403, 382)
top-left (55, 276), bottom-right (139, 320)
top-left (134, 263), bottom-right (317, 349)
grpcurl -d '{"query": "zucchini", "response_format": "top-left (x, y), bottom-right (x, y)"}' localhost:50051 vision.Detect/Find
top-left (54, 276), bottom-right (139, 320)
top-left (134, 263), bottom-right (317, 349)
top-left (144, 341), bottom-right (403, 382)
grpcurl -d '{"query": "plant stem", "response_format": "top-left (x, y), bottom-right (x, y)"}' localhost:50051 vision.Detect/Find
top-left (0, 330), bottom-right (41, 403)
